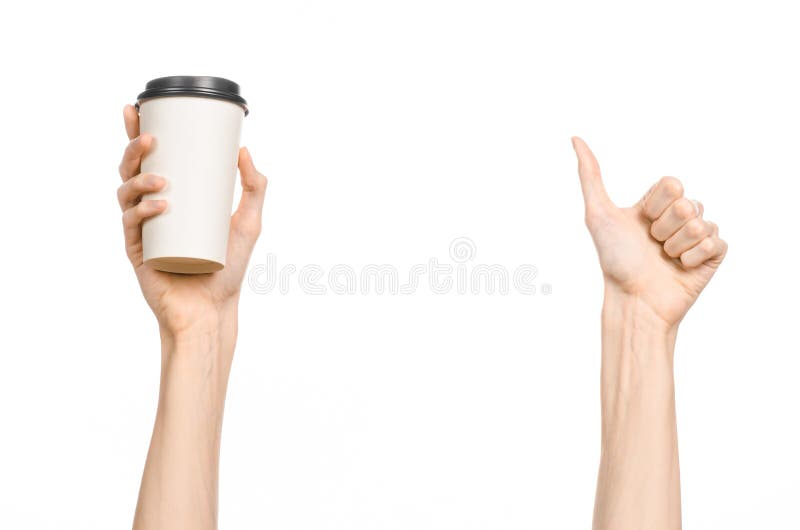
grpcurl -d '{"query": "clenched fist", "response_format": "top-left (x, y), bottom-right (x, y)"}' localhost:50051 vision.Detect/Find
top-left (572, 137), bottom-right (727, 327)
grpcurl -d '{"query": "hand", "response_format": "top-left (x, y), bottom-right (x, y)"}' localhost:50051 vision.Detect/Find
top-left (572, 137), bottom-right (727, 328)
top-left (118, 105), bottom-right (268, 336)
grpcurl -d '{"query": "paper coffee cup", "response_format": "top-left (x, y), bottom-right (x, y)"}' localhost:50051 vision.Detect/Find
top-left (136, 76), bottom-right (248, 274)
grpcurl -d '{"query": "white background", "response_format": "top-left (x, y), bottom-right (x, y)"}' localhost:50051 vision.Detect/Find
top-left (1, 1), bottom-right (798, 528)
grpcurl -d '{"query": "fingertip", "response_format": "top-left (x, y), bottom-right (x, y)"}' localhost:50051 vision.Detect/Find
top-left (239, 146), bottom-right (258, 174)
top-left (660, 176), bottom-right (684, 198)
top-left (572, 137), bottom-right (600, 177)
top-left (572, 137), bottom-right (597, 165)
top-left (146, 174), bottom-right (166, 188)
top-left (239, 145), bottom-right (252, 163)
top-left (123, 104), bottom-right (140, 140)
top-left (571, 136), bottom-right (588, 153)
top-left (574, 135), bottom-right (594, 148)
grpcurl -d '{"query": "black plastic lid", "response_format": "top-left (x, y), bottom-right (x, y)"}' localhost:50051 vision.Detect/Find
top-left (137, 76), bottom-right (248, 115)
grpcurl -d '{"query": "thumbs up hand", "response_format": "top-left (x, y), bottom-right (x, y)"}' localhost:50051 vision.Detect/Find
top-left (572, 137), bottom-right (727, 328)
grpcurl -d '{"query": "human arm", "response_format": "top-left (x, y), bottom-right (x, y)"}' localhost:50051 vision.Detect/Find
top-left (116, 104), bottom-right (268, 529)
top-left (571, 137), bottom-right (727, 529)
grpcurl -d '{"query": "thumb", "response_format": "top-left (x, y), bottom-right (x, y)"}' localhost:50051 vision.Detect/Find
top-left (571, 136), bottom-right (612, 212)
top-left (226, 147), bottom-right (268, 277)
top-left (235, 147), bottom-right (268, 221)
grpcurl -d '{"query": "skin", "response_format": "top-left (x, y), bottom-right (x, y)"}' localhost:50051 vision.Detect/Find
top-left (117, 123), bottom-right (723, 528)
top-left (571, 137), bottom-right (727, 530)
top-left (118, 104), bottom-right (267, 530)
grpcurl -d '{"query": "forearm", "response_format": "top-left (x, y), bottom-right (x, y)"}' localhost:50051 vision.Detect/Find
top-left (133, 310), bottom-right (238, 530)
top-left (593, 286), bottom-right (681, 530)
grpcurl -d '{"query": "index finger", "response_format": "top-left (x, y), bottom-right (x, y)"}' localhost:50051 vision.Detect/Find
top-left (118, 134), bottom-right (153, 182)
top-left (123, 104), bottom-right (139, 140)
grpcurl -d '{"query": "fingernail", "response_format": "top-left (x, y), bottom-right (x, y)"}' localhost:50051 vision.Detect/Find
top-left (150, 199), bottom-right (167, 210)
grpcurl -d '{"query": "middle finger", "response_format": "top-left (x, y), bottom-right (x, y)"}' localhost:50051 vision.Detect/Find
top-left (117, 173), bottom-right (166, 211)
top-left (650, 197), bottom-right (703, 242)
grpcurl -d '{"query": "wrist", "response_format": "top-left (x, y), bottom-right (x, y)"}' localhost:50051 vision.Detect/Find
top-left (152, 286), bottom-right (241, 337)
top-left (602, 283), bottom-right (678, 339)
top-left (158, 299), bottom-right (238, 344)
top-left (159, 303), bottom-right (238, 369)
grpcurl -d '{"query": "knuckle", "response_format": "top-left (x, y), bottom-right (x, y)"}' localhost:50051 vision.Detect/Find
top-left (663, 240), bottom-right (680, 258)
top-left (686, 219), bottom-right (705, 237)
top-left (132, 201), bottom-right (147, 218)
top-left (661, 176), bottom-right (684, 198)
top-left (700, 238), bottom-right (715, 253)
top-left (642, 203), bottom-right (658, 220)
top-left (247, 222), bottom-right (263, 239)
top-left (584, 206), bottom-right (604, 228)
top-left (674, 198), bottom-right (695, 220)
top-left (682, 251), bottom-right (702, 268)
top-left (650, 221), bottom-right (666, 241)
top-left (237, 216), bottom-right (263, 239)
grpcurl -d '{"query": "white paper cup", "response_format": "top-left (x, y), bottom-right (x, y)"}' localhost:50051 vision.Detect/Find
top-left (136, 76), bottom-right (248, 274)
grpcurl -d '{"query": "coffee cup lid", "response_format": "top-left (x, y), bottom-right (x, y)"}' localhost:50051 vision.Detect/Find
top-left (137, 76), bottom-right (248, 115)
